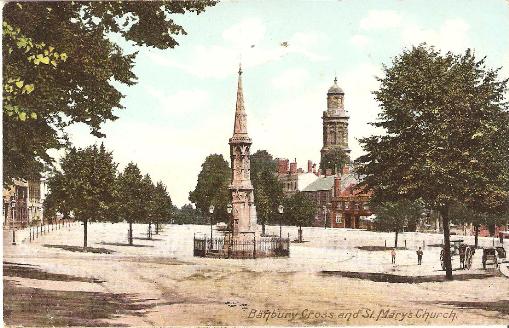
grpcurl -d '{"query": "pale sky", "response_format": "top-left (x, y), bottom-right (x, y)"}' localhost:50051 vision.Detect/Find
top-left (62, 0), bottom-right (509, 206)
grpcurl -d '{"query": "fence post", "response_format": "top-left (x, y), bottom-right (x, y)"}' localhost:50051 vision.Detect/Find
top-left (404, 240), bottom-right (407, 248)
top-left (253, 234), bottom-right (256, 259)
top-left (385, 240), bottom-right (387, 247)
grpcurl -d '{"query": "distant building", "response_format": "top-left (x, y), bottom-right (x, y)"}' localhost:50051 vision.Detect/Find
top-left (302, 175), bottom-right (335, 226)
top-left (3, 178), bottom-right (47, 229)
top-left (276, 158), bottom-right (319, 196)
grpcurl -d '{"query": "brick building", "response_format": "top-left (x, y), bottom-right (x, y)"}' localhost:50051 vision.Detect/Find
top-left (276, 158), bottom-right (318, 196)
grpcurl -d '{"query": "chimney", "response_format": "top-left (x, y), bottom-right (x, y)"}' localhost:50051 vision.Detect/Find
top-left (307, 160), bottom-right (313, 173)
top-left (290, 161), bottom-right (297, 174)
top-left (312, 164), bottom-right (317, 174)
top-left (342, 165), bottom-right (349, 175)
top-left (325, 168), bottom-right (332, 176)
top-left (334, 176), bottom-right (341, 198)
top-left (277, 159), bottom-right (289, 174)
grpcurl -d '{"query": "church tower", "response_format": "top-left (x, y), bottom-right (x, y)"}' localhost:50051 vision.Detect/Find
top-left (229, 65), bottom-right (257, 235)
top-left (320, 77), bottom-right (350, 168)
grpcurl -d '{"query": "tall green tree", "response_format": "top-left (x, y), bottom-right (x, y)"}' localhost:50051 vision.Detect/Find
top-left (320, 148), bottom-right (350, 174)
top-left (283, 191), bottom-right (316, 242)
top-left (189, 154), bottom-right (231, 224)
top-left (151, 181), bottom-right (173, 234)
top-left (356, 45), bottom-right (509, 279)
top-left (251, 150), bottom-right (284, 235)
top-left (173, 204), bottom-right (205, 225)
top-left (44, 144), bottom-right (117, 248)
top-left (116, 162), bottom-right (145, 245)
top-left (3, 1), bottom-right (215, 185)
top-left (141, 173), bottom-right (155, 239)
top-left (371, 200), bottom-right (423, 247)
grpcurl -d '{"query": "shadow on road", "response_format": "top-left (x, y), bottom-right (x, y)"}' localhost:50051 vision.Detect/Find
top-left (4, 262), bottom-right (104, 283)
top-left (3, 280), bottom-right (163, 327)
top-left (321, 270), bottom-right (498, 283)
top-left (357, 246), bottom-right (407, 251)
top-left (43, 244), bottom-right (114, 254)
top-left (435, 300), bottom-right (509, 317)
top-left (98, 242), bottom-right (154, 248)
top-left (133, 237), bottom-right (163, 241)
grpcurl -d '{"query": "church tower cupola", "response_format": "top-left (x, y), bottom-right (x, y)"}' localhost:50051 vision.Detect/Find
top-left (327, 76), bottom-right (345, 113)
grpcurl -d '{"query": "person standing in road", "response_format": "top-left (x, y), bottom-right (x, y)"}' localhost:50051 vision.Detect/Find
top-left (417, 247), bottom-right (423, 265)
top-left (391, 248), bottom-right (396, 264)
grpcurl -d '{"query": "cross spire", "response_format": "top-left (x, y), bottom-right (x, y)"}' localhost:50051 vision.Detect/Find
top-left (233, 65), bottom-right (248, 136)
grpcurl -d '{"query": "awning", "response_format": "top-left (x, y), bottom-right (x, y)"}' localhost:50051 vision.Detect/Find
top-left (361, 214), bottom-right (377, 222)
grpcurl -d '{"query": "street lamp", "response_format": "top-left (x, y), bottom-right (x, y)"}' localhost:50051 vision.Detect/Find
top-left (226, 203), bottom-right (233, 257)
top-left (209, 205), bottom-right (215, 249)
top-left (278, 205), bottom-right (284, 238)
top-left (226, 203), bottom-right (233, 229)
top-left (10, 197), bottom-right (17, 245)
top-left (323, 205), bottom-right (327, 229)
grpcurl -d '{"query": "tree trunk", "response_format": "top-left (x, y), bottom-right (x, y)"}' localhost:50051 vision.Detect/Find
top-left (262, 223), bottom-right (266, 236)
top-left (394, 230), bottom-right (399, 248)
top-left (128, 222), bottom-right (133, 245)
top-left (298, 226), bottom-right (303, 243)
top-left (441, 210), bottom-right (453, 280)
top-left (148, 223), bottom-right (152, 240)
top-left (83, 219), bottom-right (88, 249)
top-left (474, 224), bottom-right (479, 248)
top-left (155, 223), bottom-right (159, 235)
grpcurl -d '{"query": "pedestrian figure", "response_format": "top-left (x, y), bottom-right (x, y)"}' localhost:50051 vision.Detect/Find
top-left (391, 248), bottom-right (396, 264)
top-left (417, 247), bottom-right (423, 265)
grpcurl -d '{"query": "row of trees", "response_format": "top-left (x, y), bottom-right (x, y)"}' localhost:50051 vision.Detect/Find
top-left (357, 44), bottom-right (509, 280)
top-left (189, 151), bottom-right (317, 241)
top-left (44, 144), bottom-right (173, 248)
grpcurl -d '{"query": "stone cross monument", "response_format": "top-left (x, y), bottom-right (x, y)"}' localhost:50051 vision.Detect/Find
top-left (229, 65), bottom-right (257, 236)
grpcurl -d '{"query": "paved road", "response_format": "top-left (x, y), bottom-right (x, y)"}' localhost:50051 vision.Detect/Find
top-left (3, 223), bottom-right (508, 326)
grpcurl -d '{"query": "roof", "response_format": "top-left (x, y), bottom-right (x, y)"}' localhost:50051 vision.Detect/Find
top-left (327, 77), bottom-right (344, 95)
top-left (302, 176), bottom-right (335, 192)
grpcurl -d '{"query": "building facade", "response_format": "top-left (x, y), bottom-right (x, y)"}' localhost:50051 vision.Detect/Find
top-left (329, 166), bottom-right (373, 229)
top-left (3, 178), bottom-right (47, 229)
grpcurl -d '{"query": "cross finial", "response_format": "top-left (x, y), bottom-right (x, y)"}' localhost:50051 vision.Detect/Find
top-left (334, 75), bottom-right (337, 84)
top-left (238, 62), bottom-right (242, 75)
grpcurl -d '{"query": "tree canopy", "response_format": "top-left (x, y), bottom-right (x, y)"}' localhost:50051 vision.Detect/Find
top-left (189, 154), bottom-right (231, 223)
top-left (320, 148), bottom-right (350, 174)
top-left (251, 150), bottom-right (284, 232)
top-left (356, 44), bottom-right (509, 279)
top-left (371, 200), bottom-right (423, 247)
top-left (150, 181), bottom-right (173, 225)
top-left (44, 144), bottom-right (117, 247)
top-left (3, 1), bottom-right (216, 185)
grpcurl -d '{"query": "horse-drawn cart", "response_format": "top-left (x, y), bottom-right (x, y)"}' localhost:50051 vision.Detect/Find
top-left (440, 239), bottom-right (475, 270)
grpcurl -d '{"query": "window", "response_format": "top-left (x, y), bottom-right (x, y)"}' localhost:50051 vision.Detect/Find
top-left (336, 213), bottom-right (342, 224)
